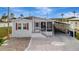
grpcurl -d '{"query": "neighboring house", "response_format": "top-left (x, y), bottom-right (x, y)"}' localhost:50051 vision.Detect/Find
top-left (12, 16), bottom-right (54, 37)
top-left (1, 19), bottom-right (8, 22)
top-left (0, 21), bottom-right (12, 27)
top-left (68, 18), bottom-right (79, 30)
top-left (67, 18), bottom-right (79, 37)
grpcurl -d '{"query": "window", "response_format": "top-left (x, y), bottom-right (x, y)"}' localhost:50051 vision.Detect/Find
top-left (35, 22), bottom-right (39, 27)
top-left (16, 23), bottom-right (21, 30)
top-left (23, 23), bottom-right (27, 29)
top-left (23, 23), bottom-right (29, 30)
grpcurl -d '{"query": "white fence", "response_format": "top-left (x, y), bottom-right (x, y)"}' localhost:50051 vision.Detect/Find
top-left (0, 23), bottom-right (12, 27)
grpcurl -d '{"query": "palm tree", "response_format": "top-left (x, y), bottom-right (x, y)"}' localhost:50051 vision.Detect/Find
top-left (20, 14), bottom-right (24, 19)
top-left (61, 13), bottom-right (64, 22)
top-left (1, 13), bottom-right (8, 21)
top-left (10, 13), bottom-right (15, 19)
top-left (61, 13), bottom-right (64, 18)
top-left (73, 11), bottom-right (76, 17)
top-left (1, 13), bottom-right (6, 19)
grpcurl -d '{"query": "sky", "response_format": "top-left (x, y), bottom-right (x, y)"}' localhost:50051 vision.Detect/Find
top-left (0, 7), bottom-right (79, 18)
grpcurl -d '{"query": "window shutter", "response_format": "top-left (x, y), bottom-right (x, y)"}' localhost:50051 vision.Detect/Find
top-left (27, 23), bottom-right (29, 30)
top-left (25, 23), bottom-right (27, 30)
top-left (16, 23), bottom-right (17, 30)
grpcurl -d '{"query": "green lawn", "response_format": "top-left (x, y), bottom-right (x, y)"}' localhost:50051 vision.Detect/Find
top-left (0, 27), bottom-right (12, 38)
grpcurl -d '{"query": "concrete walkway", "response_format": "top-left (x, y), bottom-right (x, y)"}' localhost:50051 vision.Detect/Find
top-left (31, 33), bottom-right (46, 38)
top-left (26, 33), bottom-right (79, 51)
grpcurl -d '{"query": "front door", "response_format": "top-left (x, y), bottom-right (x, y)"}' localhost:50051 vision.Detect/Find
top-left (34, 22), bottom-right (40, 32)
top-left (41, 22), bottom-right (46, 31)
top-left (47, 22), bottom-right (52, 31)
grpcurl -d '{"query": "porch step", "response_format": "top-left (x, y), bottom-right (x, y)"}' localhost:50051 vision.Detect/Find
top-left (32, 33), bottom-right (46, 38)
top-left (41, 32), bottom-right (54, 37)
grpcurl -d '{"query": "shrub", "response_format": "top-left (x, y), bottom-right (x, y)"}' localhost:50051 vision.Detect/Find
top-left (76, 32), bottom-right (79, 40)
top-left (0, 27), bottom-right (12, 38)
top-left (0, 38), bottom-right (5, 46)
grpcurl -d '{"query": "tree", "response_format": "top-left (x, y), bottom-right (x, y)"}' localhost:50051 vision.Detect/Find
top-left (61, 13), bottom-right (64, 22)
top-left (73, 11), bottom-right (76, 17)
top-left (61, 13), bottom-right (64, 18)
top-left (20, 14), bottom-right (24, 19)
top-left (1, 13), bottom-right (7, 19)
top-left (1, 13), bottom-right (8, 21)
top-left (10, 13), bottom-right (15, 19)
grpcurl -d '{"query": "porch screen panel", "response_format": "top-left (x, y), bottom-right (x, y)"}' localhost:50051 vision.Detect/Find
top-left (47, 22), bottom-right (52, 31)
top-left (41, 22), bottom-right (46, 31)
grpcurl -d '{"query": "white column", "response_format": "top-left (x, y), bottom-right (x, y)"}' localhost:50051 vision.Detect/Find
top-left (52, 22), bottom-right (54, 35)
top-left (40, 21), bottom-right (41, 32)
top-left (46, 21), bottom-right (47, 32)
top-left (32, 18), bottom-right (35, 33)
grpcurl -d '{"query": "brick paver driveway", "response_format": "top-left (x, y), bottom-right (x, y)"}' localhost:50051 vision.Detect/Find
top-left (0, 37), bottom-right (31, 51)
top-left (26, 33), bottom-right (79, 51)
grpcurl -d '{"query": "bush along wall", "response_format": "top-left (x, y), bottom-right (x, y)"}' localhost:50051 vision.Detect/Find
top-left (76, 32), bottom-right (79, 40)
top-left (0, 38), bottom-right (6, 46)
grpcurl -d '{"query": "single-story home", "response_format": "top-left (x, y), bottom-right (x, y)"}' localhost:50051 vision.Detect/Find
top-left (12, 16), bottom-right (54, 37)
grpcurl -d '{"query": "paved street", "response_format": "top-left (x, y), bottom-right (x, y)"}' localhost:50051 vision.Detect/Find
top-left (26, 33), bottom-right (79, 51)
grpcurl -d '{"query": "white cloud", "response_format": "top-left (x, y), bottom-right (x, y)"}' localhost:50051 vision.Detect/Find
top-left (64, 12), bottom-right (79, 18)
top-left (56, 12), bottom-right (79, 18)
top-left (10, 8), bottom-right (30, 17)
top-left (8, 7), bottom-right (53, 18)
top-left (35, 7), bottom-right (52, 12)
top-left (35, 7), bottom-right (52, 17)
top-left (11, 8), bottom-right (23, 12)
top-left (64, 12), bottom-right (73, 18)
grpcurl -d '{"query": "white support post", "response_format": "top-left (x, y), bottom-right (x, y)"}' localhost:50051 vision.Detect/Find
top-left (7, 7), bottom-right (10, 39)
top-left (46, 21), bottom-right (47, 32)
top-left (40, 22), bottom-right (41, 33)
top-left (50, 21), bottom-right (54, 36)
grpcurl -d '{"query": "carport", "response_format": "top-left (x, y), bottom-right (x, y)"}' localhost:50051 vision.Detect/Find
top-left (54, 21), bottom-right (69, 34)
